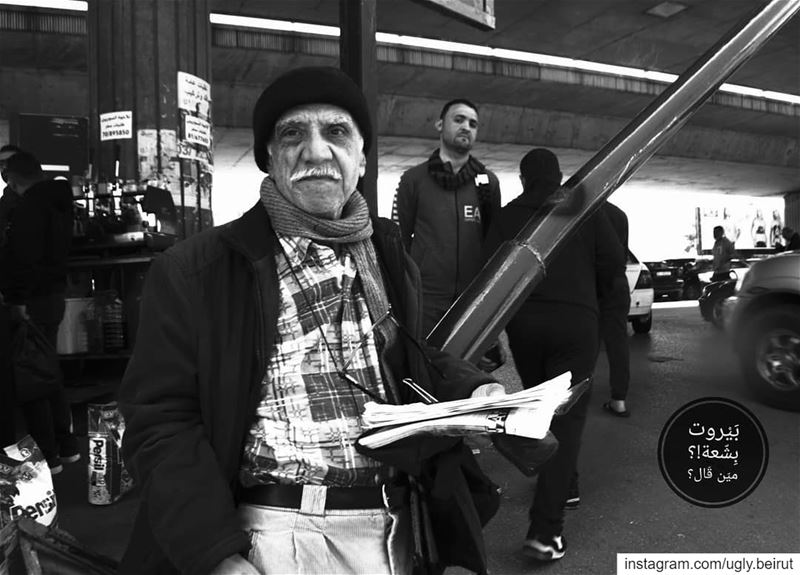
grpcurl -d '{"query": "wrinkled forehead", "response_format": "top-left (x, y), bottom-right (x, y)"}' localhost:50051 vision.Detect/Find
top-left (272, 103), bottom-right (362, 137)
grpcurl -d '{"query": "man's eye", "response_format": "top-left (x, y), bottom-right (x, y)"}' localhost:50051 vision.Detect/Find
top-left (278, 127), bottom-right (302, 139)
top-left (329, 125), bottom-right (349, 137)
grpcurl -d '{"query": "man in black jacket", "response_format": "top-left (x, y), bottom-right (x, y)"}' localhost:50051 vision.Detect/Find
top-left (391, 99), bottom-right (502, 337)
top-left (118, 67), bottom-right (505, 575)
top-left (0, 150), bottom-right (78, 473)
top-left (483, 148), bottom-right (625, 562)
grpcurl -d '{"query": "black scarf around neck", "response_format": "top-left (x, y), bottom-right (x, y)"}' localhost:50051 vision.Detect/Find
top-left (427, 149), bottom-right (486, 191)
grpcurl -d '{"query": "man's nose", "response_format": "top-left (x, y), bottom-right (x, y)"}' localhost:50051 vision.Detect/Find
top-left (301, 130), bottom-right (334, 162)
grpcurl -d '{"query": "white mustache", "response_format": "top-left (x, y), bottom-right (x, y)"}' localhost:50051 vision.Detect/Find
top-left (290, 166), bottom-right (342, 183)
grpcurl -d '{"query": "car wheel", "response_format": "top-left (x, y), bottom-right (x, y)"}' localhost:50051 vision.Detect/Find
top-left (740, 305), bottom-right (800, 411)
top-left (710, 297), bottom-right (727, 329)
top-left (631, 312), bottom-right (652, 334)
top-left (683, 284), bottom-right (701, 300)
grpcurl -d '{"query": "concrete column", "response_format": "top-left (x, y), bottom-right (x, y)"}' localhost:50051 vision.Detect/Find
top-left (784, 190), bottom-right (800, 233)
top-left (87, 0), bottom-right (212, 238)
top-left (339, 0), bottom-right (378, 215)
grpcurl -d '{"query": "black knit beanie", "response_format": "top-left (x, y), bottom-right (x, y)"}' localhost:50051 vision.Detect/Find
top-left (519, 148), bottom-right (562, 185)
top-left (252, 66), bottom-right (373, 173)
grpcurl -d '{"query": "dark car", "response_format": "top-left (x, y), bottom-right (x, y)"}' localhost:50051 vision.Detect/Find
top-left (644, 261), bottom-right (683, 300)
top-left (698, 278), bottom-right (736, 328)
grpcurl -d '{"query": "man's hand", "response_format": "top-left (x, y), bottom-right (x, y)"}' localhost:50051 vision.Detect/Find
top-left (470, 382), bottom-right (506, 398)
top-left (209, 554), bottom-right (260, 575)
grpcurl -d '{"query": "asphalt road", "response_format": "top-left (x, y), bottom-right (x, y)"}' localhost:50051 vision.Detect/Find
top-left (52, 303), bottom-right (799, 573)
top-left (460, 302), bottom-right (800, 575)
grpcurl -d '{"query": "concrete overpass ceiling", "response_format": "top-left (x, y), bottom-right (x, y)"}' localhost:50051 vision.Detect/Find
top-left (215, 0), bottom-right (800, 96)
top-left (0, 1), bottom-right (798, 198)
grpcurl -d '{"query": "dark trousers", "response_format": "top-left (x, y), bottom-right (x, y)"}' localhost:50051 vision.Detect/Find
top-left (19, 292), bottom-right (73, 460)
top-left (505, 303), bottom-right (598, 538)
top-left (599, 304), bottom-right (630, 401)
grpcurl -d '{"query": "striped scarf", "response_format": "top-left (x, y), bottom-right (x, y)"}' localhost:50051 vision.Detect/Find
top-left (259, 176), bottom-right (400, 402)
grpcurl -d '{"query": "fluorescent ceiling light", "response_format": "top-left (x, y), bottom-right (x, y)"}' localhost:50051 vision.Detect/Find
top-left (210, 13), bottom-right (338, 37)
top-left (0, 0), bottom-right (86, 10)
top-left (42, 164), bottom-right (70, 172)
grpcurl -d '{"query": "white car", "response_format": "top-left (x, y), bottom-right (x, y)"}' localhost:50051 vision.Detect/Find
top-left (626, 251), bottom-right (655, 334)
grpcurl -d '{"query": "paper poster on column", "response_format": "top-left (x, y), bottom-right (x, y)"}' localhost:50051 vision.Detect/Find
top-left (183, 116), bottom-right (211, 148)
top-left (177, 71), bottom-right (211, 119)
top-left (137, 129), bottom-right (158, 180)
top-left (100, 111), bottom-right (133, 141)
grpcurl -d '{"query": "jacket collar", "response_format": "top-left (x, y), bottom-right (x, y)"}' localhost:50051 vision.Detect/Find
top-left (219, 201), bottom-right (276, 262)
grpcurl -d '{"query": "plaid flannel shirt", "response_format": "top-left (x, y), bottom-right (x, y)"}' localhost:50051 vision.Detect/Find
top-left (240, 235), bottom-right (389, 488)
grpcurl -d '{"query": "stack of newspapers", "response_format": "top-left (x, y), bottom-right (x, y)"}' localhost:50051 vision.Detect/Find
top-left (358, 372), bottom-right (573, 449)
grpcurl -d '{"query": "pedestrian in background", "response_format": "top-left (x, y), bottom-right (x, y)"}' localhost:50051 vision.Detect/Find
top-left (778, 226), bottom-right (800, 251)
top-left (0, 144), bottom-right (22, 247)
top-left (0, 150), bottom-right (78, 474)
top-left (483, 148), bottom-right (624, 562)
top-left (391, 98), bottom-right (502, 337)
top-left (711, 224), bottom-right (735, 281)
top-left (599, 201), bottom-right (632, 418)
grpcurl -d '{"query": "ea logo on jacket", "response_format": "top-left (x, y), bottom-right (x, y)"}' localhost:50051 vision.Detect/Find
top-left (464, 204), bottom-right (482, 224)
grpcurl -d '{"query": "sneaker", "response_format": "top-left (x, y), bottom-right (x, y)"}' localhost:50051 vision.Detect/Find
top-left (59, 436), bottom-right (81, 464)
top-left (523, 534), bottom-right (566, 561)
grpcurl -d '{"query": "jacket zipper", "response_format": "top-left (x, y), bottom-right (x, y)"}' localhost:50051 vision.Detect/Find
top-left (454, 188), bottom-right (460, 299)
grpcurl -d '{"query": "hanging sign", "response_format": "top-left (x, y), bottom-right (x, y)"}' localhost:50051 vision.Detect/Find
top-left (177, 71), bottom-right (211, 117)
top-left (99, 111), bottom-right (133, 141)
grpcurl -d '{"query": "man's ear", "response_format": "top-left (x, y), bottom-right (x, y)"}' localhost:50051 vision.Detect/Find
top-left (358, 151), bottom-right (367, 178)
top-left (434, 118), bottom-right (443, 133)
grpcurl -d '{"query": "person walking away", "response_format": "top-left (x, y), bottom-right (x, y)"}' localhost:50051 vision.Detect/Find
top-left (0, 150), bottom-right (78, 473)
top-left (483, 148), bottom-right (624, 562)
top-left (711, 225), bottom-right (735, 282)
top-left (599, 202), bottom-right (632, 418)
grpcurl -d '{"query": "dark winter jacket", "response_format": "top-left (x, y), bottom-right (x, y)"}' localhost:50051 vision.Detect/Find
top-left (483, 187), bottom-right (625, 315)
top-left (0, 179), bottom-right (73, 304)
top-left (117, 202), bottom-right (495, 574)
top-left (599, 202), bottom-right (632, 311)
top-left (394, 153), bottom-right (501, 332)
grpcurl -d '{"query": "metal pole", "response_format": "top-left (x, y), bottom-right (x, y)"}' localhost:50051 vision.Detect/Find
top-left (428, 0), bottom-right (800, 362)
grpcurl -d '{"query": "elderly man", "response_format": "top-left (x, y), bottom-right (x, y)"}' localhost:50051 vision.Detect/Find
top-left (119, 67), bottom-right (504, 575)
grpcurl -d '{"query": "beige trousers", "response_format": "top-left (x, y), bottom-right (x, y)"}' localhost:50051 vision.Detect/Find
top-left (238, 488), bottom-right (412, 575)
